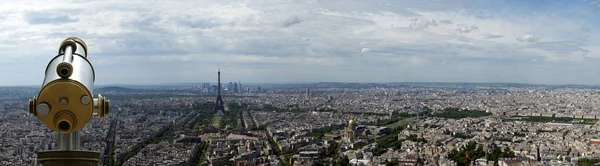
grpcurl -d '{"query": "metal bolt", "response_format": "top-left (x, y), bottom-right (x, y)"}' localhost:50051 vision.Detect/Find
top-left (81, 95), bottom-right (90, 105)
top-left (37, 103), bottom-right (50, 116)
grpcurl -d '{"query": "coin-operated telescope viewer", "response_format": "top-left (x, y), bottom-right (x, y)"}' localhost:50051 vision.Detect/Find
top-left (27, 37), bottom-right (110, 166)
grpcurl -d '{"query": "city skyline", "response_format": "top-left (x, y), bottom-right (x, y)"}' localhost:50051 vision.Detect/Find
top-left (1, 0), bottom-right (600, 86)
top-left (5, 79), bottom-right (600, 165)
top-left (12, 80), bottom-right (600, 87)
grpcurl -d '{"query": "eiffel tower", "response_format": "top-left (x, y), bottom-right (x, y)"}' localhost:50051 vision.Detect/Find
top-left (214, 70), bottom-right (225, 116)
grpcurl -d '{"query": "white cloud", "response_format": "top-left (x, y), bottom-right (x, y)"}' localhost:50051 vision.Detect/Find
top-left (517, 34), bottom-right (542, 43)
top-left (590, 0), bottom-right (600, 7)
top-left (456, 24), bottom-right (478, 33)
top-left (361, 48), bottom-right (371, 53)
top-left (481, 34), bottom-right (503, 39)
top-left (409, 18), bottom-right (438, 30)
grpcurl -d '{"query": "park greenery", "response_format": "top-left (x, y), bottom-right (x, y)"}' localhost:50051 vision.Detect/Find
top-left (309, 125), bottom-right (345, 139)
top-left (386, 107), bottom-right (491, 124)
top-left (448, 141), bottom-right (515, 165)
top-left (191, 102), bottom-right (216, 131)
top-left (333, 155), bottom-right (350, 166)
top-left (369, 126), bottom-right (403, 156)
top-left (372, 132), bottom-right (429, 156)
top-left (578, 158), bottom-right (600, 166)
top-left (367, 118), bottom-right (402, 126)
top-left (504, 116), bottom-right (598, 124)
top-left (212, 116), bottom-right (222, 128)
top-left (431, 107), bottom-right (492, 119)
top-left (368, 125), bottom-right (430, 156)
top-left (219, 103), bottom-right (245, 129)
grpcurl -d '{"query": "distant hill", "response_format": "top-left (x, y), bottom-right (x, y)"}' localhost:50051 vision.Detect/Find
top-left (95, 86), bottom-right (143, 92)
top-left (314, 82), bottom-right (385, 88)
top-left (264, 82), bottom-right (386, 89)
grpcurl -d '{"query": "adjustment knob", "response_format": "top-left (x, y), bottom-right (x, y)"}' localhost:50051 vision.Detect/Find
top-left (96, 94), bottom-right (110, 119)
top-left (28, 97), bottom-right (36, 115)
top-left (37, 103), bottom-right (50, 116)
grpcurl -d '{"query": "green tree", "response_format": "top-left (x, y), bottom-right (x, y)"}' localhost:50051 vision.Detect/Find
top-left (502, 147), bottom-right (515, 158)
top-left (578, 158), bottom-right (600, 166)
top-left (335, 155), bottom-right (350, 166)
top-left (387, 159), bottom-right (399, 166)
top-left (448, 141), bottom-right (485, 165)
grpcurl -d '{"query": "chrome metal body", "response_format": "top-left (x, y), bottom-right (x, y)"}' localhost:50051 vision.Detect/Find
top-left (42, 43), bottom-right (95, 94)
top-left (57, 132), bottom-right (80, 150)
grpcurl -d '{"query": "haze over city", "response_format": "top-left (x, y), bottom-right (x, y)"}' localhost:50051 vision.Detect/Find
top-left (0, 0), bottom-right (599, 86)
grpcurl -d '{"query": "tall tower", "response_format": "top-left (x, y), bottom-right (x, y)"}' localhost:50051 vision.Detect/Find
top-left (214, 70), bottom-right (225, 115)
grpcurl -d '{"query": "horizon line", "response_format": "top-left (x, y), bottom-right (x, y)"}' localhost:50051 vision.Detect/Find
top-left (4, 81), bottom-right (600, 88)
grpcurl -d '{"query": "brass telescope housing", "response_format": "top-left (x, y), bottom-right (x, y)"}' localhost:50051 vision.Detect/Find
top-left (28, 37), bottom-right (110, 134)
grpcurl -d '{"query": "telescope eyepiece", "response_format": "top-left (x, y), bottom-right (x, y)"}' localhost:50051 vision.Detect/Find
top-left (53, 111), bottom-right (76, 133)
top-left (57, 120), bottom-right (71, 131)
top-left (56, 62), bottom-right (73, 78)
top-left (60, 68), bottom-right (69, 76)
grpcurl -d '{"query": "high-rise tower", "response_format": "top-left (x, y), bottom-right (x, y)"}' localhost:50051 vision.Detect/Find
top-left (233, 82), bottom-right (238, 93)
top-left (214, 70), bottom-right (225, 116)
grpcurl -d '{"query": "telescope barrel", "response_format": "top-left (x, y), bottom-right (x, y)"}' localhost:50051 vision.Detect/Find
top-left (43, 38), bottom-right (95, 93)
top-left (61, 45), bottom-right (73, 63)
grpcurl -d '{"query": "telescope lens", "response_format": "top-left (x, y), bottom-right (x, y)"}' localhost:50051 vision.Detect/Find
top-left (56, 62), bottom-right (73, 78)
top-left (58, 121), bottom-right (70, 131)
top-left (60, 68), bottom-right (69, 76)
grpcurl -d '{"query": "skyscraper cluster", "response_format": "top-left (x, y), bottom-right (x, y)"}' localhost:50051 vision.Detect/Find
top-left (196, 71), bottom-right (272, 94)
top-left (224, 81), bottom-right (243, 94)
top-left (198, 81), bottom-right (244, 94)
top-left (227, 82), bottom-right (242, 93)
top-left (201, 83), bottom-right (210, 89)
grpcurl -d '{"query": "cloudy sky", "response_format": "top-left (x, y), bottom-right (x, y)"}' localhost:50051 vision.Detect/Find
top-left (1, 0), bottom-right (600, 86)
